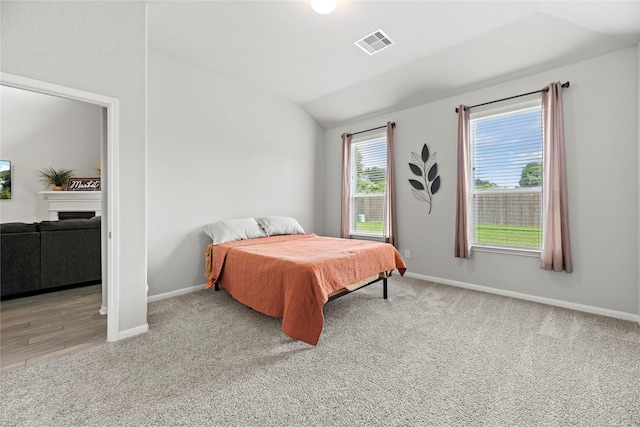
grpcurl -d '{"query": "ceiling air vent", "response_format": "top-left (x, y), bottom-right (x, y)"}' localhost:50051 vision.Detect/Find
top-left (354, 29), bottom-right (394, 55)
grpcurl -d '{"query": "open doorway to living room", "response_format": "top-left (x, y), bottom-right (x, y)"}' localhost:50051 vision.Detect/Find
top-left (0, 79), bottom-right (117, 372)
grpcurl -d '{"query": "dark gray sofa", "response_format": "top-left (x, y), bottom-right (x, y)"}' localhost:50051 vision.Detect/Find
top-left (1, 217), bottom-right (101, 298)
top-left (0, 222), bottom-right (41, 297)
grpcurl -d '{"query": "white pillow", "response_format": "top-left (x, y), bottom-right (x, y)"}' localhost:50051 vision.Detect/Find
top-left (256, 216), bottom-right (305, 236)
top-left (203, 218), bottom-right (267, 245)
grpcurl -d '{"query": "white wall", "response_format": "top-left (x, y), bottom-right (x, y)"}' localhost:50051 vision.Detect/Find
top-left (0, 86), bottom-right (102, 223)
top-left (1, 1), bottom-right (148, 333)
top-left (324, 47), bottom-right (639, 317)
top-left (146, 51), bottom-right (325, 296)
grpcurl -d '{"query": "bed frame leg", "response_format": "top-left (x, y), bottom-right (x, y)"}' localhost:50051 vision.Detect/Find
top-left (383, 277), bottom-right (388, 299)
top-left (214, 283), bottom-right (219, 292)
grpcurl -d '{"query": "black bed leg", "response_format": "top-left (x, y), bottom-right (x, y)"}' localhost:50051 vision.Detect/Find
top-left (214, 283), bottom-right (219, 292)
top-left (383, 277), bottom-right (388, 299)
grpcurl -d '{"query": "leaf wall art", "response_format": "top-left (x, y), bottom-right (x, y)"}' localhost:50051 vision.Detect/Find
top-left (408, 143), bottom-right (440, 214)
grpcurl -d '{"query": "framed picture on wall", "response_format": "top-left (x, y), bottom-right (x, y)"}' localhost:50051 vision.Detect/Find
top-left (0, 160), bottom-right (11, 200)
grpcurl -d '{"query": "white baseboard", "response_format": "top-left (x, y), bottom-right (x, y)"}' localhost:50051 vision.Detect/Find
top-left (143, 276), bottom-right (640, 326)
top-left (147, 283), bottom-right (207, 303)
top-left (105, 285), bottom-right (206, 342)
top-left (403, 271), bottom-right (640, 324)
top-left (116, 323), bottom-right (149, 341)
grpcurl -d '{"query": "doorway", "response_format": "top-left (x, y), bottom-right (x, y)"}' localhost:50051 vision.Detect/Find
top-left (1, 72), bottom-right (120, 343)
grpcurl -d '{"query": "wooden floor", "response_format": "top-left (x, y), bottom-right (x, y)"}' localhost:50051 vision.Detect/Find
top-left (1, 284), bottom-right (106, 373)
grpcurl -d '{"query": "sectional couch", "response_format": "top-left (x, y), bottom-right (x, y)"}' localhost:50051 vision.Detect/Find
top-left (0, 217), bottom-right (101, 298)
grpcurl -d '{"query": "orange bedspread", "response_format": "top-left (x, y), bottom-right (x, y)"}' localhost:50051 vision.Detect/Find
top-left (204, 233), bottom-right (406, 345)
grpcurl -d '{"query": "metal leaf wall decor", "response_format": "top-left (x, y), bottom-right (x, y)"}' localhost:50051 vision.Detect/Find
top-left (408, 143), bottom-right (440, 214)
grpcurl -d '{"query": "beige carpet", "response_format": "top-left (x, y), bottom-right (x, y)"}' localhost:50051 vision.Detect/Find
top-left (1, 275), bottom-right (639, 426)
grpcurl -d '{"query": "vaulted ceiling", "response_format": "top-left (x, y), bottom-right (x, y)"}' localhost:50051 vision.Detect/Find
top-left (148, 1), bottom-right (640, 128)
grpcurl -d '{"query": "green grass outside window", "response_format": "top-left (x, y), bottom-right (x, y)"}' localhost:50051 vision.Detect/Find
top-left (355, 221), bottom-right (383, 234)
top-left (475, 224), bottom-right (541, 248)
top-left (354, 222), bottom-right (540, 249)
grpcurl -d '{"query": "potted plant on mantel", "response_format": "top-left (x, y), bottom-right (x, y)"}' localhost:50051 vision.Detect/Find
top-left (38, 167), bottom-right (75, 191)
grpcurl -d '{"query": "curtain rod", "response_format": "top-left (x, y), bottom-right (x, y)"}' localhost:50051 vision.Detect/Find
top-left (346, 122), bottom-right (395, 137)
top-left (455, 82), bottom-right (570, 113)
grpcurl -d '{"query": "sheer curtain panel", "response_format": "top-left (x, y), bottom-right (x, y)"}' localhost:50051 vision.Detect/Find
top-left (540, 82), bottom-right (573, 272)
top-left (340, 133), bottom-right (352, 238)
top-left (384, 122), bottom-right (397, 246)
top-left (455, 105), bottom-right (470, 258)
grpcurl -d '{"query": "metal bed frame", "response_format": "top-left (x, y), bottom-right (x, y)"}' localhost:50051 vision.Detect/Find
top-left (214, 273), bottom-right (390, 301)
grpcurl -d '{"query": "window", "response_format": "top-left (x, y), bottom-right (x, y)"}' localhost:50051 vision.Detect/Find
top-left (469, 98), bottom-right (543, 251)
top-left (349, 132), bottom-right (387, 238)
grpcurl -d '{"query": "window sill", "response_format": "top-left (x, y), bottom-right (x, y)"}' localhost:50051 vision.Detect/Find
top-left (472, 245), bottom-right (540, 258)
top-left (349, 234), bottom-right (384, 243)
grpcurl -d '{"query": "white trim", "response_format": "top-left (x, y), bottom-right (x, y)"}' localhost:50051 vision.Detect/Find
top-left (350, 234), bottom-right (384, 242)
top-left (144, 0), bottom-right (149, 304)
top-left (404, 271), bottom-right (640, 323)
top-left (106, 101), bottom-right (120, 342)
top-left (637, 43), bottom-right (640, 327)
top-left (1, 72), bottom-right (122, 342)
top-left (147, 284), bottom-right (207, 303)
top-left (472, 245), bottom-right (540, 258)
top-left (118, 323), bottom-right (149, 341)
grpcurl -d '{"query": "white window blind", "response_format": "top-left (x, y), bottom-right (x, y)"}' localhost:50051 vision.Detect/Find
top-left (469, 100), bottom-right (543, 250)
top-left (350, 134), bottom-right (387, 238)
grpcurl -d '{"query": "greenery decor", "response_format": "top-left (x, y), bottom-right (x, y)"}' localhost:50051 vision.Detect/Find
top-left (38, 167), bottom-right (75, 190)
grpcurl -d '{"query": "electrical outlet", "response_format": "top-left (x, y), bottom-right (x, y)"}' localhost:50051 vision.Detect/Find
top-left (404, 249), bottom-right (410, 258)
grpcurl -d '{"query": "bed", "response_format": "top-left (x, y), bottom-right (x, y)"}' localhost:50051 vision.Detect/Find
top-left (203, 217), bottom-right (406, 345)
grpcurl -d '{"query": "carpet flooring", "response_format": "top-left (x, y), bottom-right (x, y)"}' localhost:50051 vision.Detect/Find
top-left (1, 275), bottom-right (639, 426)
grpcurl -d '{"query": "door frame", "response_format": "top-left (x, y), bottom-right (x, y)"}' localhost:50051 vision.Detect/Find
top-left (1, 72), bottom-right (120, 342)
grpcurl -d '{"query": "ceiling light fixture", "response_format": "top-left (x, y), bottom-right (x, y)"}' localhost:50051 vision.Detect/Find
top-left (311, 0), bottom-right (337, 15)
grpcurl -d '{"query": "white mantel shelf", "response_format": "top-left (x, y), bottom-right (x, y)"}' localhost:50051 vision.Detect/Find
top-left (39, 191), bottom-right (102, 220)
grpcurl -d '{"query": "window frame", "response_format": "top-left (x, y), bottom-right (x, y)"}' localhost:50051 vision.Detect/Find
top-left (348, 131), bottom-right (388, 241)
top-left (467, 96), bottom-right (544, 255)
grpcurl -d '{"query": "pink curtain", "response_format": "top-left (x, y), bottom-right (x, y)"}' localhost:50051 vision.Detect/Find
top-left (454, 105), bottom-right (470, 258)
top-left (540, 82), bottom-right (573, 272)
top-left (384, 122), bottom-right (397, 246)
top-left (340, 133), bottom-right (352, 238)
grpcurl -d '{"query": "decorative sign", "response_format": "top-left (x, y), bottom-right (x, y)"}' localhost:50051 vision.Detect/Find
top-left (408, 143), bottom-right (440, 214)
top-left (67, 177), bottom-right (101, 191)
